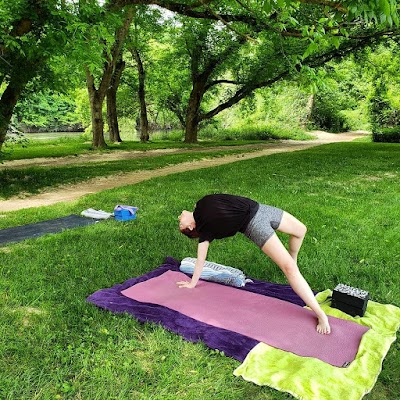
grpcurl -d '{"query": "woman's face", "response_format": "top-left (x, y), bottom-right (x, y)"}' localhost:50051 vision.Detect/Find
top-left (178, 210), bottom-right (193, 231)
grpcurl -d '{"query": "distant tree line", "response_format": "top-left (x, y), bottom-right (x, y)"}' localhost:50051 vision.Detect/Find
top-left (1, 0), bottom-right (399, 151)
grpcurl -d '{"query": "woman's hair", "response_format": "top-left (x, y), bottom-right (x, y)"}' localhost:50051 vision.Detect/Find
top-left (180, 227), bottom-right (200, 239)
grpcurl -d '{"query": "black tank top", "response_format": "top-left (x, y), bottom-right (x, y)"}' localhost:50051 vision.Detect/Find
top-left (193, 194), bottom-right (259, 243)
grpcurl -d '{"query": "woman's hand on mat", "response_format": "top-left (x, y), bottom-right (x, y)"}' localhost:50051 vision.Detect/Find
top-left (176, 280), bottom-right (196, 289)
top-left (317, 315), bottom-right (331, 335)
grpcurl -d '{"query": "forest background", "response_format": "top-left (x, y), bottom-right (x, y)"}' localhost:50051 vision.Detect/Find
top-left (1, 0), bottom-right (400, 153)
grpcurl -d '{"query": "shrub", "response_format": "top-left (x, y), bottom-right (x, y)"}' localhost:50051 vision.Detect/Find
top-left (198, 124), bottom-right (310, 141)
top-left (372, 127), bottom-right (400, 143)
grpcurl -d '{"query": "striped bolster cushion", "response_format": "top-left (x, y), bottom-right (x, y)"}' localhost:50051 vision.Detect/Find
top-left (179, 257), bottom-right (247, 288)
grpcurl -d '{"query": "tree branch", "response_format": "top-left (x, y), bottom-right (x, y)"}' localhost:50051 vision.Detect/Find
top-left (197, 34), bottom-right (247, 82)
top-left (109, 0), bottom-right (365, 46)
top-left (205, 79), bottom-right (241, 90)
top-left (200, 28), bottom-right (400, 122)
top-left (200, 72), bottom-right (287, 121)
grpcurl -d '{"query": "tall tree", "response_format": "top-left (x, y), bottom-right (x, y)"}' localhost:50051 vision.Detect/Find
top-left (150, 37), bottom-right (191, 129)
top-left (107, 57), bottom-right (126, 142)
top-left (146, 1), bottom-right (400, 142)
top-left (130, 46), bottom-right (150, 141)
top-left (82, 4), bottom-right (134, 148)
top-left (182, 20), bottom-right (247, 142)
top-left (125, 6), bottom-right (163, 142)
top-left (0, 0), bottom-right (69, 152)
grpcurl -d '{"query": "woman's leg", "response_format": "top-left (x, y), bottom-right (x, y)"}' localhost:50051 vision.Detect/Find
top-left (276, 211), bottom-right (307, 263)
top-left (261, 233), bottom-right (331, 334)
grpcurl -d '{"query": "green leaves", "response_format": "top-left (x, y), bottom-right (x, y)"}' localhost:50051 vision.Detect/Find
top-left (346, 0), bottom-right (399, 26)
top-left (253, 0), bottom-right (398, 27)
top-left (302, 41), bottom-right (319, 59)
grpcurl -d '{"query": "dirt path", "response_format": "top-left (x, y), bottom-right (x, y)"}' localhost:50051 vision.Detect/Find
top-left (0, 131), bottom-right (366, 212)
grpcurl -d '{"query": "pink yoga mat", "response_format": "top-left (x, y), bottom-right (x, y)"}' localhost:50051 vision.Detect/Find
top-left (121, 270), bottom-right (369, 367)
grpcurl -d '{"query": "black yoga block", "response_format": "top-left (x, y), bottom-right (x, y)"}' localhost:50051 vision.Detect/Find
top-left (331, 283), bottom-right (369, 317)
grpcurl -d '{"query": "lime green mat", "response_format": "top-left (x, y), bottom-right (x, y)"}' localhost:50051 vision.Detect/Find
top-left (234, 290), bottom-right (400, 400)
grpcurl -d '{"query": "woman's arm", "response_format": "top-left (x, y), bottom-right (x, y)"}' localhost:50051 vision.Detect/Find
top-left (176, 241), bottom-right (210, 288)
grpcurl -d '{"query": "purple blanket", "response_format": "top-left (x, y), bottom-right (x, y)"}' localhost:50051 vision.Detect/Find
top-left (87, 257), bottom-right (306, 362)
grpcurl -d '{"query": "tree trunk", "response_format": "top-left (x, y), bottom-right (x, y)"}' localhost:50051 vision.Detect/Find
top-left (106, 89), bottom-right (121, 143)
top-left (86, 69), bottom-right (107, 148)
top-left (0, 73), bottom-right (29, 152)
top-left (185, 108), bottom-right (199, 143)
top-left (107, 59), bottom-right (125, 143)
top-left (184, 81), bottom-right (206, 143)
top-left (86, 8), bottom-right (134, 149)
top-left (131, 48), bottom-right (149, 142)
top-left (90, 90), bottom-right (107, 148)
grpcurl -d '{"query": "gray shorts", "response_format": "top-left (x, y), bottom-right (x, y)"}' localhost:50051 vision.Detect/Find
top-left (244, 204), bottom-right (284, 248)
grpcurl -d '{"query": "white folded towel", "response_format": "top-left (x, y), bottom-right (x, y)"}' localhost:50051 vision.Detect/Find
top-left (81, 208), bottom-right (114, 219)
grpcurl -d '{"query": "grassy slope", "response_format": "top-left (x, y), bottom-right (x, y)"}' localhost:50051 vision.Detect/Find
top-left (0, 142), bottom-right (399, 399)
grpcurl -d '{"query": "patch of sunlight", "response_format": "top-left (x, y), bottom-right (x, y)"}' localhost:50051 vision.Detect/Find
top-left (12, 306), bottom-right (48, 327)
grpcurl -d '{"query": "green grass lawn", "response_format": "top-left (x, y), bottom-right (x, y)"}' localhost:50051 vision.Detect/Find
top-left (0, 141), bottom-right (399, 399)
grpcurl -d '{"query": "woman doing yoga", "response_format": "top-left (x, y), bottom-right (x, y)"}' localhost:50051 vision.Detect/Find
top-left (177, 193), bottom-right (331, 335)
